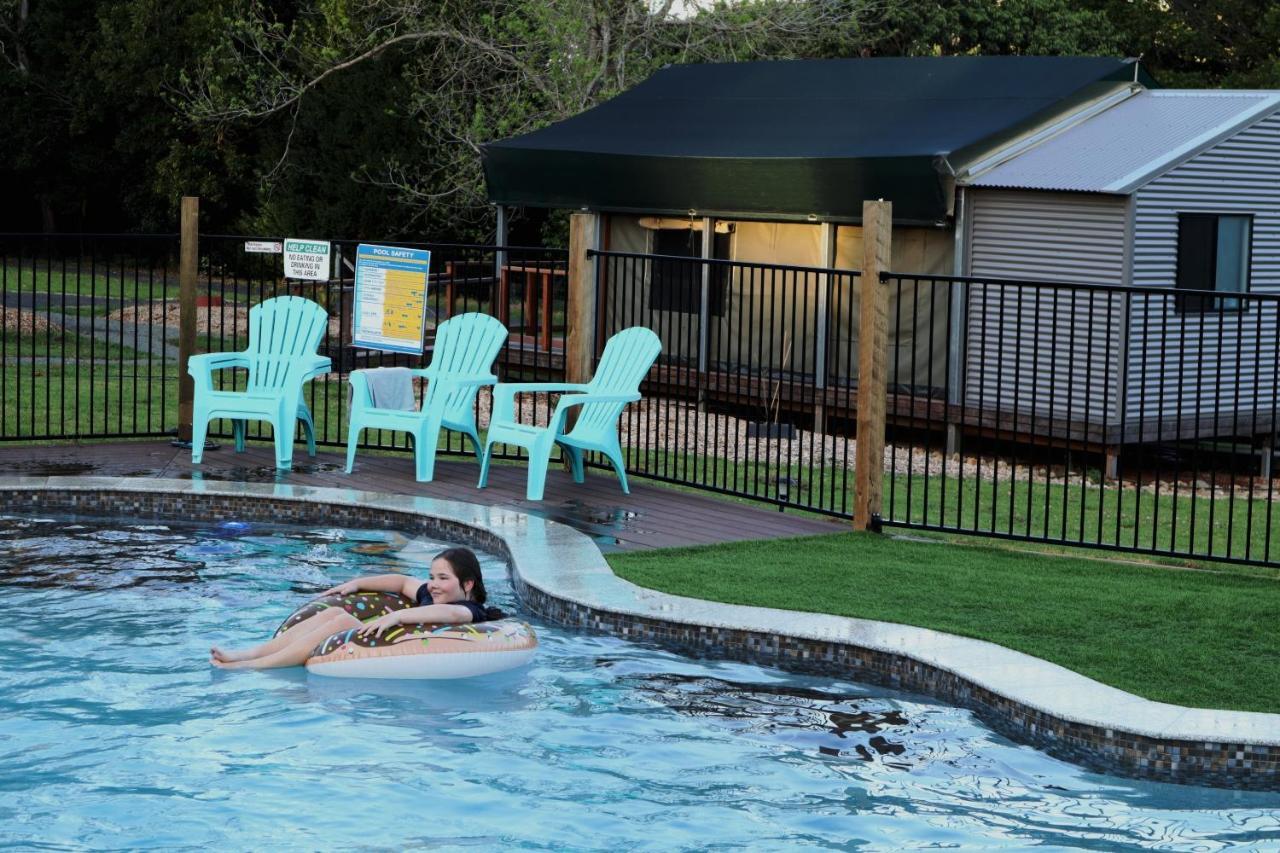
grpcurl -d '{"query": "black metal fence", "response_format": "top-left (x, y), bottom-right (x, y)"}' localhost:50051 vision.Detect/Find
top-left (197, 235), bottom-right (567, 457)
top-left (0, 233), bottom-right (181, 441)
top-left (883, 272), bottom-right (1280, 566)
top-left (5, 231), bottom-right (1280, 566)
top-left (591, 249), bottom-right (862, 511)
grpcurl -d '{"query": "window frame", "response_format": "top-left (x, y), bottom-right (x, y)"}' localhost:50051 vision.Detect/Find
top-left (1174, 212), bottom-right (1254, 313)
top-left (647, 226), bottom-right (731, 316)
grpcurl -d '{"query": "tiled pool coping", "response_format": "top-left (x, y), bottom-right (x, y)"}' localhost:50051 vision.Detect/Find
top-left (4, 476), bottom-right (1278, 790)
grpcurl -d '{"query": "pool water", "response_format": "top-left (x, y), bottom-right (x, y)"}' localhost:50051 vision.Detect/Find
top-left (2, 515), bottom-right (1279, 850)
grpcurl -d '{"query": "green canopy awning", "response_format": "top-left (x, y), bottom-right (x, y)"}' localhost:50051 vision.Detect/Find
top-left (481, 56), bottom-right (1153, 224)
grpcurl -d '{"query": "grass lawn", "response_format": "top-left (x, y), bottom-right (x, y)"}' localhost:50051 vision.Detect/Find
top-left (3, 263), bottom-right (179, 301)
top-left (607, 531), bottom-right (1280, 713)
top-left (1, 329), bottom-right (149, 361)
top-left (1, 363), bottom-right (177, 438)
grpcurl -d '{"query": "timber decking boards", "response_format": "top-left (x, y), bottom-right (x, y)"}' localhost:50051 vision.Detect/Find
top-left (0, 440), bottom-right (840, 551)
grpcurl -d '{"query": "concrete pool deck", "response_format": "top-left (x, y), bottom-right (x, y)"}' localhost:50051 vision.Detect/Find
top-left (3, 475), bottom-right (1278, 790)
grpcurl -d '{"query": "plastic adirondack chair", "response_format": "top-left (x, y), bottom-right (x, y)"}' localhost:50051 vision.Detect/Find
top-left (188, 295), bottom-right (332, 470)
top-left (345, 312), bottom-right (508, 482)
top-left (478, 326), bottom-right (662, 501)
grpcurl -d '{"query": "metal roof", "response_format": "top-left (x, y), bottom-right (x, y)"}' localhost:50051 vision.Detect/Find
top-left (965, 90), bottom-right (1280, 194)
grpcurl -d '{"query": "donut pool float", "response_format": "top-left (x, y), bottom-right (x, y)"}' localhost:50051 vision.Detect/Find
top-left (274, 592), bottom-right (538, 679)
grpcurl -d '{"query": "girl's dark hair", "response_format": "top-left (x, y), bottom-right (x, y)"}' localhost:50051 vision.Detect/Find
top-left (434, 547), bottom-right (504, 620)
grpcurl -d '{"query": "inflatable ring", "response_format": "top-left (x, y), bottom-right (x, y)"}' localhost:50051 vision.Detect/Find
top-left (304, 619), bottom-right (538, 679)
top-left (274, 591), bottom-right (538, 679)
top-left (273, 591), bottom-right (412, 637)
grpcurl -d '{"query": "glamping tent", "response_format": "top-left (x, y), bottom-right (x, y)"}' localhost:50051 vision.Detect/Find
top-left (480, 56), bottom-right (1154, 402)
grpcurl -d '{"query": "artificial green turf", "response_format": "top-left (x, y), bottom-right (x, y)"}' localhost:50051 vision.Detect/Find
top-left (607, 531), bottom-right (1280, 713)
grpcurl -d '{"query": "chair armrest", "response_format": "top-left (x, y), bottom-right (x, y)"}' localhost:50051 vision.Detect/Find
top-left (491, 382), bottom-right (591, 424)
top-left (413, 370), bottom-right (498, 389)
top-left (188, 352), bottom-right (250, 373)
top-left (348, 369), bottom-right (373, 407)
top-left (300, 355), bottom-right (332, 380)
top-left (187, 352), bottom-right (250, 392)
top-left (552, 391), bottom-right (641, 419)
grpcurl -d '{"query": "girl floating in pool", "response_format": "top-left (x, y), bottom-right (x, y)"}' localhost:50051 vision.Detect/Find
top-left (210, 547), bottom-right (500, 670)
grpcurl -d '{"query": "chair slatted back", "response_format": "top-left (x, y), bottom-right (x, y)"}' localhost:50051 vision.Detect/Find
top-left (246, 296), bottom-right (330, 392)
top-left (425, 313), bottom-right (508, 418)
top-left (573, 327), bottom-right (662, 439)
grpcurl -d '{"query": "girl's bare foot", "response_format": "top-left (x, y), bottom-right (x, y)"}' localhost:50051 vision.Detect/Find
top-left (211, 645), bottom-right (252, 663)
top-left (211, 656), bottom-right (270, 670)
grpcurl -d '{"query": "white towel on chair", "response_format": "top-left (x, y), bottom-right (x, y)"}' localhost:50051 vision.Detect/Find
top-left (361, 367), bottom-right (416, 411)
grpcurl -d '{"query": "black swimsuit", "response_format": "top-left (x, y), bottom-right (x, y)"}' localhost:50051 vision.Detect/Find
top-left (415, 583), bottom-right (488, 623)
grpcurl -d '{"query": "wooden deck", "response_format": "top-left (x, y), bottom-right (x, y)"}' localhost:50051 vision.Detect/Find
top-left (0, 440), bottom-right (841, 552)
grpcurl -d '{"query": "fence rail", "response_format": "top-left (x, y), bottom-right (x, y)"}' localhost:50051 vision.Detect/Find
top-left (198, 235), bottom-right (568, 458)
top-left (4, 231), bottom-right (1280, 567)
top-left (883, 272), bottom-right (1280, 566)
top-left (592, 249), bottom-right (862, 512)
top-left (0, 232), bottom-right (180, 441)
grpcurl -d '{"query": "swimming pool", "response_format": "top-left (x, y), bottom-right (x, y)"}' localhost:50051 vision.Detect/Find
top-left (2, 515), bottom-right (1279, 850)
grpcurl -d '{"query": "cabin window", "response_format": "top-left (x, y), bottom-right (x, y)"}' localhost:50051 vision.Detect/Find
top-left (1175, 213), bottom-right (1252, 311)
top-left (649, 228), bottom-right (730, 315)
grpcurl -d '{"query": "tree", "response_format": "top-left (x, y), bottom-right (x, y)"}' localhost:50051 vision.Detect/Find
top-left (180, 0), bottom-right (894, 240)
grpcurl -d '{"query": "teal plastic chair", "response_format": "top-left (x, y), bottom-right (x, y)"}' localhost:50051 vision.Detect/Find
top-left (188, 295), bottom-right (332, 469)
top-left (345, 313), bottom-right (508, 482)
top-left (478, 326), bottom-right (662, 501)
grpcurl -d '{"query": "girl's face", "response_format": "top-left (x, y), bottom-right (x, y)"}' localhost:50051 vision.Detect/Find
top-left (427, 558), bottom-right (473, 603)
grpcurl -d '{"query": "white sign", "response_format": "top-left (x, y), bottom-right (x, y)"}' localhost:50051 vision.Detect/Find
top-left (244, 240), bottom-right (282, 254)
top-left (283, 238), bottom-right (331, 280)
top-left (352, 243), bottom-right (432, 354)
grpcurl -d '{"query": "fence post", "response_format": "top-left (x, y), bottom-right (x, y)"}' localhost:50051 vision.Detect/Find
top-left (854, 199), bottom-right (892, 532)
top-left (566, 212), bottom-right (600, 386)
top-left (176, 196), bottom-right (199, 444)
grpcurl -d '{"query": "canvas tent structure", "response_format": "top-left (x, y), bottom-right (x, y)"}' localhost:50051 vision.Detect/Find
top-left (479, 56), bottom-right (1158, 429)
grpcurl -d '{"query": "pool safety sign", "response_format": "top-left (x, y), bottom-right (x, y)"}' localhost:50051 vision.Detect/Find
top-left (283, 238), bottom-right (331, 280)
top-left (352, 243), bottom-right (432, 354)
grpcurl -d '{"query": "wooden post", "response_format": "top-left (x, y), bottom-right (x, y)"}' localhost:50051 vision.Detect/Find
top-left (177, 196), bottom-right (199, 443)
top-left (566, 212), bottom-right (600, 386)
top-left (853, 200), bottom-right (892, 532)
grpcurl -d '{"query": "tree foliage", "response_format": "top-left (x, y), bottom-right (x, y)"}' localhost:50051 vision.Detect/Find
top-left (0, 0), bottom-right (1276, 236)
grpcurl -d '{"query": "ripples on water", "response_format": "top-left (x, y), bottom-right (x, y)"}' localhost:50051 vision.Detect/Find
top-left (1, 514), bottom-right (1279, 851)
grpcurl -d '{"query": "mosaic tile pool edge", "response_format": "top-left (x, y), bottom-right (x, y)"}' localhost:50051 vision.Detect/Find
top-left (3, 483), bottom-right (1276, 792)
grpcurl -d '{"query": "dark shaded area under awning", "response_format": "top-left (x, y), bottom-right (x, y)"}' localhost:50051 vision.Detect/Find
top-left (482, 56), bottom-right (1154, 224)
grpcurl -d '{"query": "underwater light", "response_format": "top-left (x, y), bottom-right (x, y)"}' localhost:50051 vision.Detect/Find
top-left (218, 521), bottom-right (251, 531)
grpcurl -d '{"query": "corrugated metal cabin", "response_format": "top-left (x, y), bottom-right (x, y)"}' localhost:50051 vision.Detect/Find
top-left (959, 89), bottom-right (1280, 460)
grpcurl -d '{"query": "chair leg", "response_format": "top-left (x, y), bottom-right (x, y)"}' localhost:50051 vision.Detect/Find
top-left (525, 436), bottom-right (554, 501)
top-left (345, 423), bottom-right (362, 474)
top-left (561, 444), bottom-right (585, 484)
top-left (412, 415), bottom-right (445, 483)
top-left (191, 415), bottom-right (209, 464)
top-left (298, 407), bottom-right (317, 457)
top-left (477, 441), bottom-right (495, 489)
top-left (604, 445), bottom-right (630, 494)
top-left (274, 417), bottom-right (297, 470)
top-left (233, 419), bottom-right (246, 453)
top-left (462, 426), bottom-right (484, 458)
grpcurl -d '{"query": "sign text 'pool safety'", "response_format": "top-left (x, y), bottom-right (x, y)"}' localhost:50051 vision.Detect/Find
top-left (352, 243), bottom-right (432, 354)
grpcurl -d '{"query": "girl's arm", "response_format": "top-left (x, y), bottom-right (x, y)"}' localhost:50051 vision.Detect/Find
top-left (357, 603), bottom-right (476, 636)
top-left (320, 574), bottom-right (422, 599)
